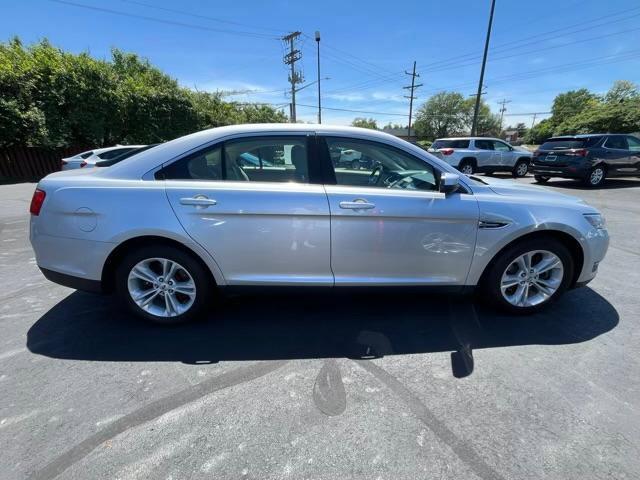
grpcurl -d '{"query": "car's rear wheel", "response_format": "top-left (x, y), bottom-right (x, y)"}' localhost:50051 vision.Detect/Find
top-left (458, 160), bottom-right (475, 175)
top-left (583, 165), bottom-right (606, 187)
top-left (512, 160), bottom-right (529, 177)
top-left (115, 245), bottom-right (213, 324)
top-left (534, 175), bottom-right (550, 183)
top-left (482, 237), bottom-right (574, 314)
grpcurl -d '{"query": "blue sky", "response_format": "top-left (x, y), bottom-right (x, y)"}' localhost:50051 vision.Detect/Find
top-left (2, 0), bottom-right (640, 127)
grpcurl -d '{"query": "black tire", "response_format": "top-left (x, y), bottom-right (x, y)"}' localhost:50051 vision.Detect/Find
top-left (458, 159), bottom-right (475, 175)
top-left (534, 175), bottom-right (550, 184)
top-left (481, 237), bottom-right (574, 315)
top-left (351, 159), bottom-right (360, 170)
top-left (115, 245), bottom-right (213, 324)
top-left (512, 160), bottom-right (529, 178)
top-left (583, 165), bottom-right (606, 188)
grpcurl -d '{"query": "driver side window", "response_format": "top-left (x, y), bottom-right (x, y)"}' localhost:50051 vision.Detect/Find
top-left (325, 137), bottom-right (438, 191)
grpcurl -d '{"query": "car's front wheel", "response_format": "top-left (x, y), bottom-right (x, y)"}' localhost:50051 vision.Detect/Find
top-left (512, 160), bottom-right (529, 177)
top-left (482, 237), bottom-right (573, 314)
top-left (115, 245), bottom-right (213, 324)
top-left (458, 160), bottom-right (475, 175)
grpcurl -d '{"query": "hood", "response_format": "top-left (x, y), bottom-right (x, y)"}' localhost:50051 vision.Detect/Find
top-left (480, 176), bottom-right (584, 203)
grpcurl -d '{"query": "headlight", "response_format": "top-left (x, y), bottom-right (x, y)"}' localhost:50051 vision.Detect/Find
top-left (584, 213), bottom-right (606, 230)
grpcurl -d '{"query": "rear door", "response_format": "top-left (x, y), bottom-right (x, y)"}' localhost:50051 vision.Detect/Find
top-left (162, 133), bottom-right (333, 286)
top-left (626, 136), bottom-right (640, 174)
top-left (602, 135), bottom-right (631, 175)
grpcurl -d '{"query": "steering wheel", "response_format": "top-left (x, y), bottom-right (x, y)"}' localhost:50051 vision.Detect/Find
top-left (368, 164), bottom-right (384, 186)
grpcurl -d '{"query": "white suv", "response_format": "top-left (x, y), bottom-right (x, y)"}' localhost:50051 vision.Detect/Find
top-left (429, 137), bottom-right (532, 177)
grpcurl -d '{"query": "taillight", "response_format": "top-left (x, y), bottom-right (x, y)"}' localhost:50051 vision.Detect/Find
top-left (80, 161), bottom-right (87, 168)
top-left (30, 189), bottom-right (46, 216)
top-left (61, 159), bottom-right (68, 170)
top-left (566, 149), bottom-right (587, 157)
top-left (440, 148), bottom-right (455, 156)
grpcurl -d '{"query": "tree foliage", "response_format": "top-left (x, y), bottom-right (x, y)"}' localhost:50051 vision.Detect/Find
top-left (0, 38), bottom-right (287, 148)
top-left (413, 91), bottom-right (501, 140)
top-left (351, 117), bottom-right (378, 129)
top-left (524, 81), bottom-right (640, 144)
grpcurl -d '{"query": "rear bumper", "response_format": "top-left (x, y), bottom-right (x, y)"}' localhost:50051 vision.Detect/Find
top-left (40, 268), bottom-right (103, 293)
top-left (531, 162), bottom-right (590, 178)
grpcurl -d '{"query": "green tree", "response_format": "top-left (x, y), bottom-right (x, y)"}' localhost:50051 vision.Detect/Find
top-left (0, 37), bottom-right (288, 148)
top-left (524, 118), bottom-right (554, 144)
top-left (551, 88), bottom-right (598, 125)
top-left (413, 91), bottom-right (501, 139)
top-left (351, 117), bottom-right (378, 129)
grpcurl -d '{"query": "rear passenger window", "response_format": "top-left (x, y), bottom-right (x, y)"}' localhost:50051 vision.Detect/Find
top-left (158, 136), bottom-right (310, 183)
top-left (605, 136), bottom-right (628, 150)
top-left (627, 136), bottom-right (640, 151)
top-left (475, 140), bottom-right (494, 150)
top-left (224, 136), bottom-right (309, 183)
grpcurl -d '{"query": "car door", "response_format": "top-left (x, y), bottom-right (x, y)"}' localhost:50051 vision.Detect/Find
top-left (602, 135), bottom-right (630, 175)
top-left (492, 140), bottom-right (514, 168)
top-left (161, 133), bottom-right (333, 286)
top-left (474, 139), bottom-right (498, 169)
top-left (626, 136), bottom-right (640, 174)
top-left (320, 136), bottom-right (479, 286)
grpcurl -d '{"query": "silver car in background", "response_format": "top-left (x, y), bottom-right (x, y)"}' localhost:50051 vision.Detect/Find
top-left (61, 145), bottom-right (144, 170)
top-left (429, 137), bottom-right (533, 177)
top-left (30, 124), bottom-right (608, 324)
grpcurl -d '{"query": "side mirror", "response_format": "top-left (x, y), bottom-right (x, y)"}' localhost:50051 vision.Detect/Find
top-left (440, 172), bottom-right (461, 194)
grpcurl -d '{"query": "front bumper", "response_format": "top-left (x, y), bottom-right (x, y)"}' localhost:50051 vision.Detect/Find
top-left (577, 228), bottom-right (609, 284)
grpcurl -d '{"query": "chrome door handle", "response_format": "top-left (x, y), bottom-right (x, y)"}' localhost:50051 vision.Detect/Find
top-left (180, 196), bottom-right (217, 207)
top-left (339, 199), bottom-right (375, 210)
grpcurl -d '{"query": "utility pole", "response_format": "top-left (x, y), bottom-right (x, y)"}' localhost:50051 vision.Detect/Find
top-left (471, 0), bottom-right (496, 136)
top-left (282, 31), bottom-right (303, 123)
top-left (530, 113), bottom-right (537, 129)
top-left (315, 31), bottom-right (321, 124)
top-left (497, 98), bottom-right (511, 131)
top-left (403, 61), bottom-right (423, 139)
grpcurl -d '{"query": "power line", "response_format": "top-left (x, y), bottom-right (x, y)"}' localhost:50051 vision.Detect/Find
top-left (48, 0), bottom-right (279, 39)
top-left (497, 99), bottom-right (512, 131)
top-left (116, 0), bottom-right (285, 33)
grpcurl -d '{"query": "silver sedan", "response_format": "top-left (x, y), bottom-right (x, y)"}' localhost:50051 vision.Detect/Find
top-left (29, 124), bottom-right (609, 324)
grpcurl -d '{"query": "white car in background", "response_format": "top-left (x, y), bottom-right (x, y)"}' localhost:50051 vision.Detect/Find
top-left (429, 137), bottom-right (533, 177)
top-left (61, 145), bottom-right (144, 170)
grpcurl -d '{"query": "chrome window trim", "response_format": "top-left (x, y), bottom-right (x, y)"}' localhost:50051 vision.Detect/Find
top-left (142, 130), bottom-right (313, 181)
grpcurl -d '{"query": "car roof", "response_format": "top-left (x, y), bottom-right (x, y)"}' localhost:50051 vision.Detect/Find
top-left (434, 137), bottom-right (503, 141)
top-left (101, 124), bottom-right (457, 178)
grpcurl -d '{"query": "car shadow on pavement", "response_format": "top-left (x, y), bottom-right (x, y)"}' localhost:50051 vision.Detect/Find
top-left (27, 286), bottom-right (618, 377)
top-left (487, 173), bottom-right (640, 190)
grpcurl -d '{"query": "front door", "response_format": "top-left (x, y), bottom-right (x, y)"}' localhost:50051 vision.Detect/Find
top-left (492, 140), bottom-right (513, 168)
top-left (320, 136), bottom-right (479, 286)
top-left (162, 134), bottom-right (332, 286)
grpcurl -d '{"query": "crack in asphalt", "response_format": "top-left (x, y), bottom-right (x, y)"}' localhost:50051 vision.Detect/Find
top-left (28, 360), bottom-right (288, 480)
top-left (354, 359), bottom-right (506, 480)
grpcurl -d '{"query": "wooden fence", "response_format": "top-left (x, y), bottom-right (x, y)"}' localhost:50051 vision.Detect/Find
top-left (0, 147), bottom-right (84, 183)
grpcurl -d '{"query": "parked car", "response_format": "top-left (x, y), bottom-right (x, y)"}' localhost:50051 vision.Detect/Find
top-left (531, 134), bottom-right (640, 187)
top-left (95, 144), bottom-right (157, 168)
top-left (61, 145), bottom-right (144, 170)
top-left (429, 137), bottom-right (533, 177)
top-left (330, 147), bottom-right (374, 170)
top-left (30, 124), bottom-right (608, 324)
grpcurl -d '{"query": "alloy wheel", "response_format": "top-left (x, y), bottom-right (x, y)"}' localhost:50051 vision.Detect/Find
top-left (460, 164), bottom-right (474, 175)
top-left (500, 250), bottom-right (564, 307)
top-left (127, 257), bottom-right (196, 318)
top-left (590, 167), bottom-right (604, 185)
top-left (516, 162), bottom-right (528, 176)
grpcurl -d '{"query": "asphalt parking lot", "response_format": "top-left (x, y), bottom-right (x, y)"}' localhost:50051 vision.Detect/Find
top-left (1, 176), bottom-right (639, 480)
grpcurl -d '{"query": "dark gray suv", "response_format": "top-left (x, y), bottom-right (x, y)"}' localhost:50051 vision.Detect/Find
top-left (531, 134), bottom-right (640, 187)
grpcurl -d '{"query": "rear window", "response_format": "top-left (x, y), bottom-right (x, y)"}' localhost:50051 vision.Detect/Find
top-left (540, 137), bottom-right (601, 150)
top-left (432, 139), bottom-right (470, 149)
top-left (80, 151), bottom-right (93, 159)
